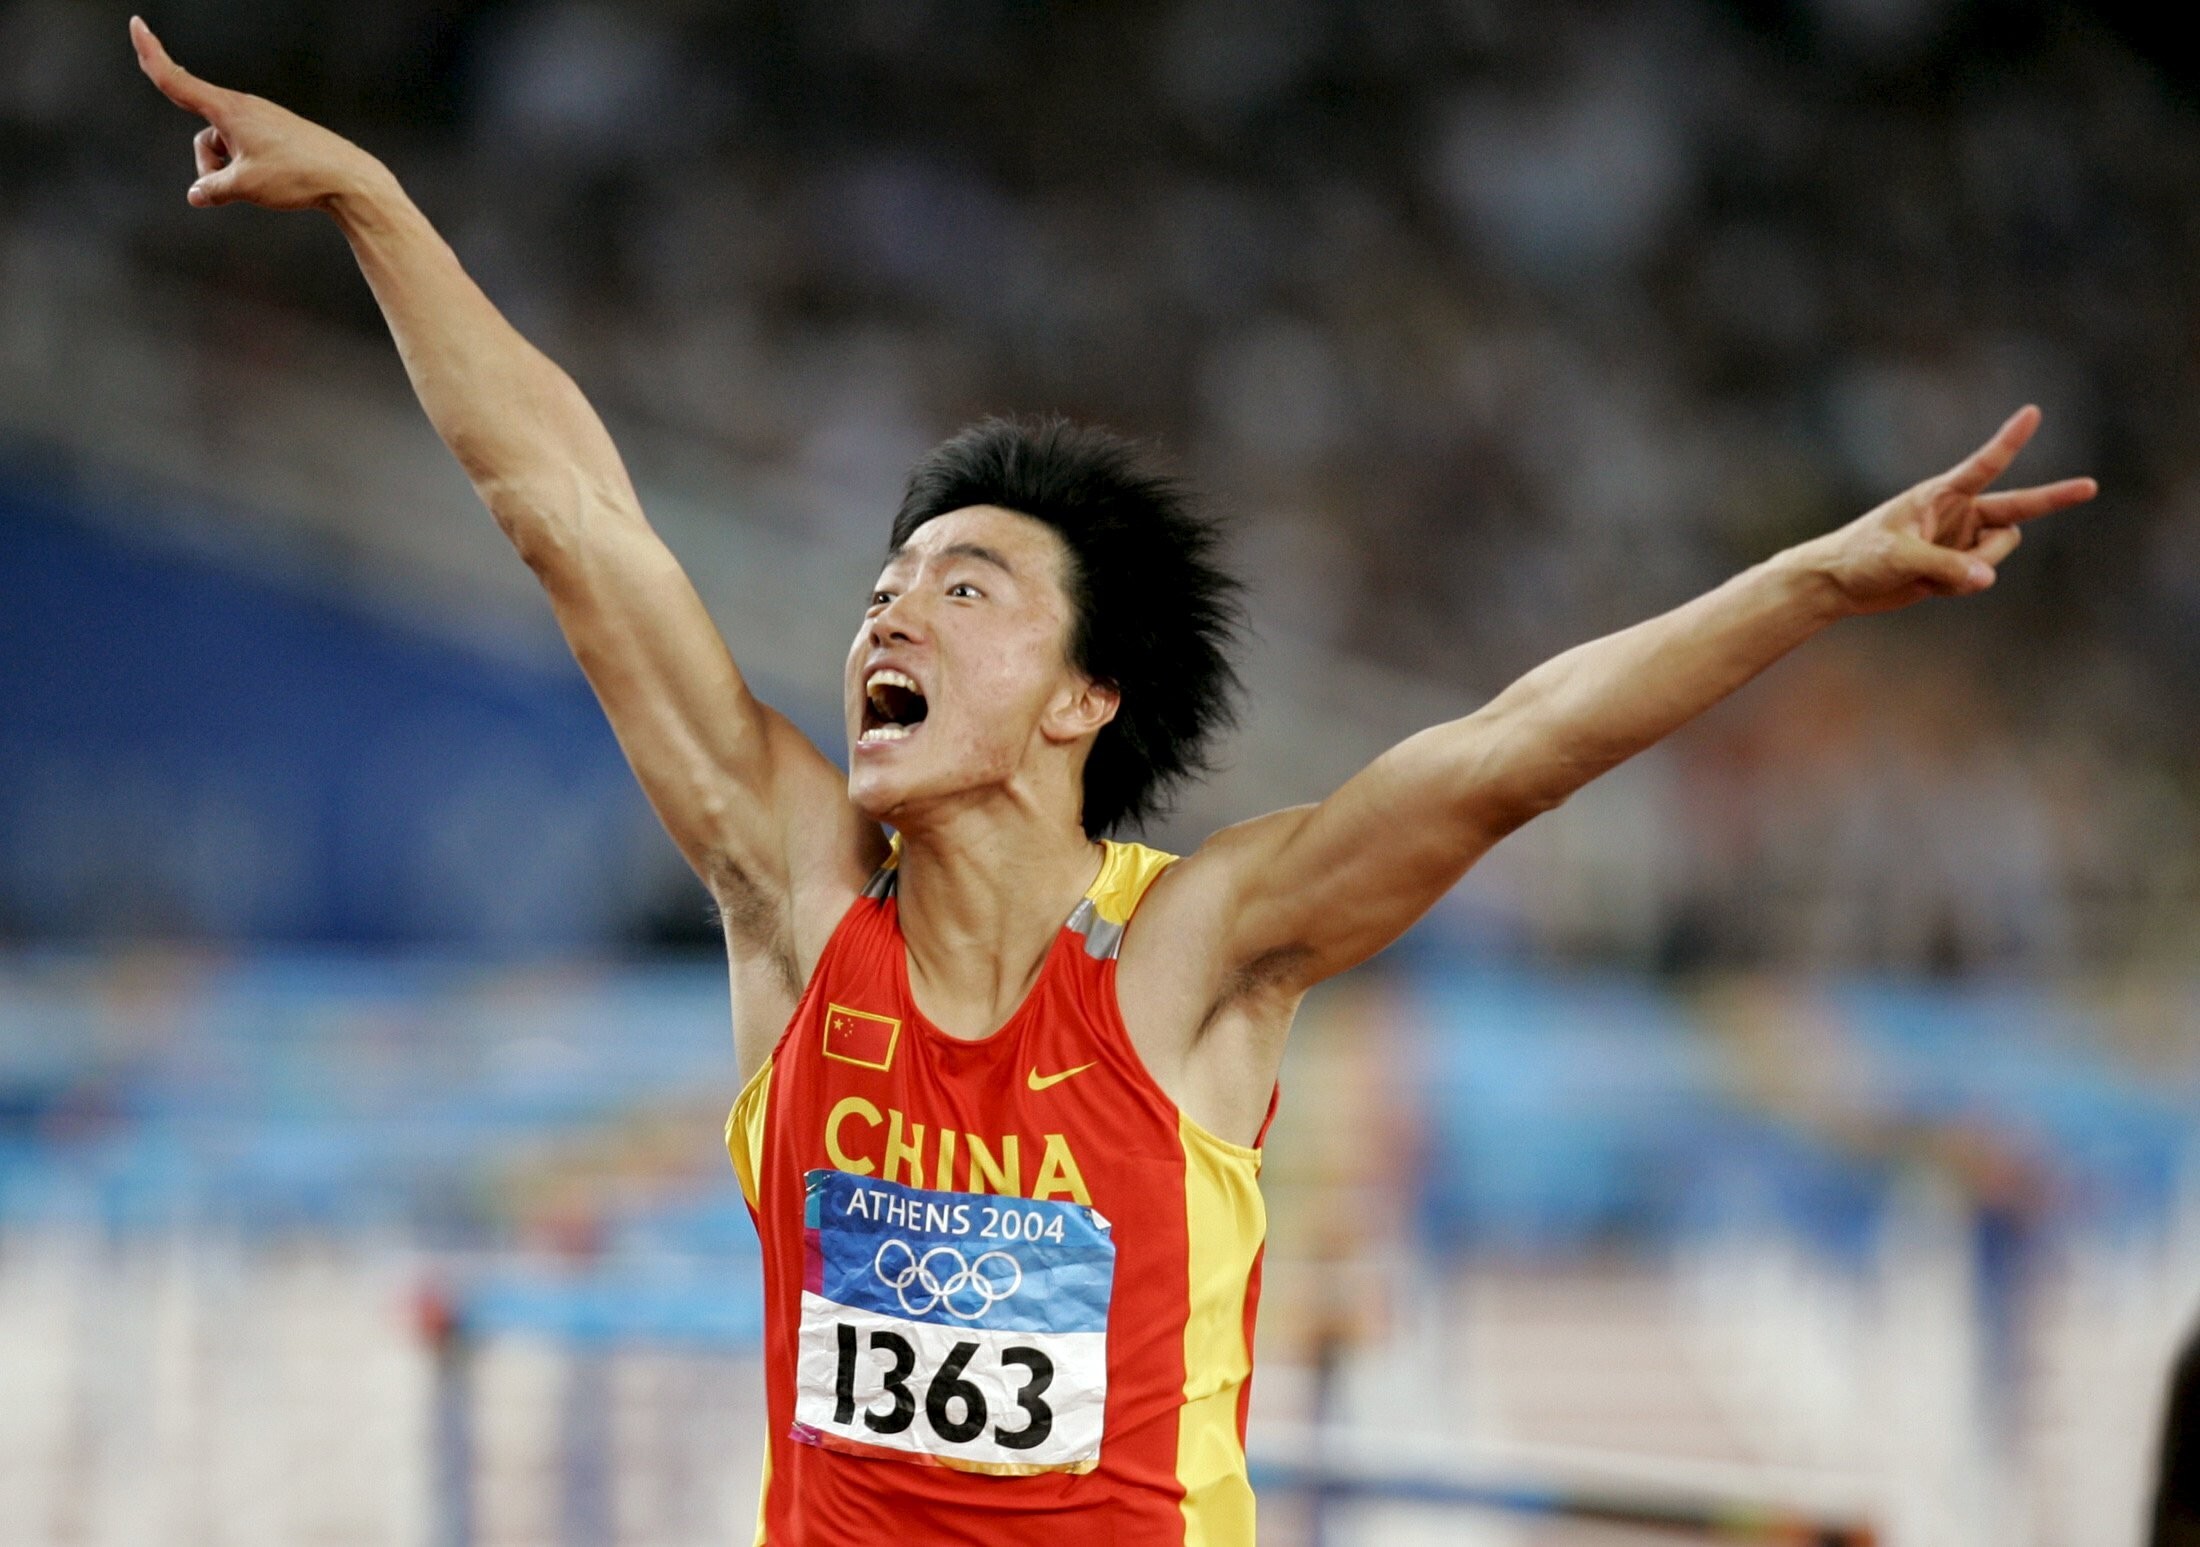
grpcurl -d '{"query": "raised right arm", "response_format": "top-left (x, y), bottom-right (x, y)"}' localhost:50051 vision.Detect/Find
top-left (131, 19), bottom-right (882, 1055)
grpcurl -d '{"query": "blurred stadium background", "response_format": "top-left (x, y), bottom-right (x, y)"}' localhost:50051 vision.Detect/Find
top-left (4, 1), bottom-right (2199, 1542)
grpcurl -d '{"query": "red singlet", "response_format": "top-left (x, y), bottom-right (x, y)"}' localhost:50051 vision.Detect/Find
top-left (727, 838), bottom-right (1271, 1545)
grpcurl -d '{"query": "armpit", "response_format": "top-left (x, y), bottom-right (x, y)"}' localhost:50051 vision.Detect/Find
top-left (706, 852), bottom-right (799, 997)
top-left (1197, 943), bottom-right (1314, 1037)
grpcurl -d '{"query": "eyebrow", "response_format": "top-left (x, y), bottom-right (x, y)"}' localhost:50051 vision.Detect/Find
top-left (878, 538), bottom-right (1020, 581)
top-left (935, 542), bottom-right (1016, 576)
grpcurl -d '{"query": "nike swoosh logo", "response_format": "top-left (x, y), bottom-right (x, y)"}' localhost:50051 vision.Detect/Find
top-left (1027, 1061), bottom-right (1098, 1092)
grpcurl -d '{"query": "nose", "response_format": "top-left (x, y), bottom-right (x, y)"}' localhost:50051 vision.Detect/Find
top-left (868, 590), bottom-right (927, 647)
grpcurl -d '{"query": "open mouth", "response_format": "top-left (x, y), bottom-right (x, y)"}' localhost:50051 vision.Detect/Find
top-left (860, 668), bottom-right (929, 744)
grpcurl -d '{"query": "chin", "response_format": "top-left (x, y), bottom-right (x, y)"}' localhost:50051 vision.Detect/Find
top-left (845, 733), bottom-right (1014, 826)
top-left (847, 758), bottom-right (926, 824)
top-left (845, 771), bottom-right (897, 821)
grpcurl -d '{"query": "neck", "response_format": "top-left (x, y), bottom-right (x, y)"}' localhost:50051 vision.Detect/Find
top-left (893, 798), bottom-right (1105, 1042)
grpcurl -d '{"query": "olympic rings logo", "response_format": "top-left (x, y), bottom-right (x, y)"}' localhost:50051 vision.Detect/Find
top-left (873, 1239), bottom-right (1023, 1320)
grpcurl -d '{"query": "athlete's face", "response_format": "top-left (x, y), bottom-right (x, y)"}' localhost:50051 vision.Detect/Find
top-left (845, 506), bottom-right (1115, 826)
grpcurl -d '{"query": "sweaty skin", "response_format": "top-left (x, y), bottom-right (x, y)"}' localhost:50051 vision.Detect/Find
top-left (133, 18), bottom-right (2097, 1148)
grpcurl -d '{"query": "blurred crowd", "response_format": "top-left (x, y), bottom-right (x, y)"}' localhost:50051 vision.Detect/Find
top-left (3, 0), bottom-right (2198, 970)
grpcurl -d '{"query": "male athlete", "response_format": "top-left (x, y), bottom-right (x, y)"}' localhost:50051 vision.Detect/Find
top-left (135, 17), bottom-right (2098, 1544)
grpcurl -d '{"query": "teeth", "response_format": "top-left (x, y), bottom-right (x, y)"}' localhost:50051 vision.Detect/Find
top-left (860, 724), bottom-right (914, 743)
top-left (866, 669), bottom-right (919, 694)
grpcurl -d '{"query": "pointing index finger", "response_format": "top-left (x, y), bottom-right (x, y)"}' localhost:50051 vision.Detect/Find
top-left (129, 15), bottom-right (232, 121)
top-left (1944, 404), bottom-right (2041, 496)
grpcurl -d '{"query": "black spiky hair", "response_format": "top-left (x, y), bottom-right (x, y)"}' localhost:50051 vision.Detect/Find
top-left (888, 417), bottom-right (1246, 837)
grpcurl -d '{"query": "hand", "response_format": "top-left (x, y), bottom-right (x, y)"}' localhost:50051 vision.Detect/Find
top-left (130, 15), bottom-right (383, 212)
top-left (1807, 405), bottom-right (2097, 616)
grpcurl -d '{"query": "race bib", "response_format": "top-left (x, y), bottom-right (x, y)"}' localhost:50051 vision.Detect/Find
top-left (792, 1168), bottom-right (1116, 1474)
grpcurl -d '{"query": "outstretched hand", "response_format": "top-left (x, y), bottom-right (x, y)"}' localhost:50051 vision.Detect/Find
top-left (1811, 405), bottom-right (2097, 615)
top-left (130, 15), bottom-right (380, 211)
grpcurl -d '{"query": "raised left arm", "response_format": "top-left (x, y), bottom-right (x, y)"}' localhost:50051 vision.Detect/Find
top-left (1206, 405), bottom-right (2096, 992)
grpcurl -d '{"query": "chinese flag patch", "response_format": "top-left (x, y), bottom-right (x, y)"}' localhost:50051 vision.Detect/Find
top-left (822, 1003), bottom-right (901, 1071)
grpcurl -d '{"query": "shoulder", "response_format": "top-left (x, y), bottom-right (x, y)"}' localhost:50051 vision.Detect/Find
top-left (1124, 805), bottom-right (1315, 941)
top-left (1113, 809), bottom-right (1315, 1042)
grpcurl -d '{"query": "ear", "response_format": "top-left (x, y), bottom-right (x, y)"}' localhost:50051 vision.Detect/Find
top-left (1041, 676), bottom-right (1120, 746)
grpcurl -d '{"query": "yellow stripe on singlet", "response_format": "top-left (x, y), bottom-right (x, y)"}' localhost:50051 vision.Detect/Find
top-left (725, 1058), bottom-right (773, 1210)
top-left (724, 1060), bottom-right (777, 1543)
top-left (723, 1059), bottom-right (775, 1541)
top-left (1176, 1113), bottom-right (1266, 1547)
top-left (1066, 840), bottom-right (1178, 959)
top-left (748, 1439), bottom-right (771, 1547)
top-left (1090, 839), bottom-right (1177, 925)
